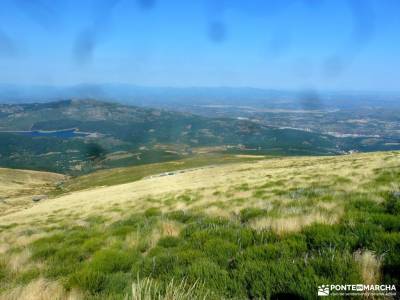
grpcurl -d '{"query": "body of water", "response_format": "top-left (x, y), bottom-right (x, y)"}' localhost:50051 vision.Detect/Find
top-left (3, 129), bottom-right (89, 138)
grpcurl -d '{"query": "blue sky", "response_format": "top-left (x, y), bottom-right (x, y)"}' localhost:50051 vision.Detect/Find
top-left (0, 0), bottom-right (399, 91)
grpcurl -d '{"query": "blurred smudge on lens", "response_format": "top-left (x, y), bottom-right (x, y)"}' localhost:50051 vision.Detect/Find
top-left (73, 0), bottom-right (121, 65)
top-left (348, 0), bottom-right (375, 47)
top-left (298, 89), bottom-right (324, 110)
top-left (322, 0), bottom-right (375, 78)
top-left (15, 0), bottom-right (57, 30)
top-left (74, 84), bottom-right (105, 98)
top-left (73, 29), bottom-right (97, 66)
top-left (0, 30), bottom-right (18, 57)
top-left (137, 0), bottom-right (156, 10)
top-left (208, 21), bottom-right (226, 43)
top-left (86, 143), bottom-right (106, 161)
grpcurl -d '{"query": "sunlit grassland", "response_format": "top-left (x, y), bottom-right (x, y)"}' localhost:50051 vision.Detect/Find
top-left (0, 168), bottom-right (65, 217)
top-left (0, 151), bottom-right (399, 299)
top-left (54, 153), bottom-right (266, 195)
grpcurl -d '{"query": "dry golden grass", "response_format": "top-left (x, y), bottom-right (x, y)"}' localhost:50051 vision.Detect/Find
top-left (0, 151), bottom-right (398, 299)
top-left (0, 168), bottom-right (64, 198)
top-left (0, 226), bottom-right (52, 255)
top-left (0, 151), bottom-right (399, 236)
top-left (149, 220), bottom-right (182, 249)
top-left (130, 276), bottom-right (206, 300)
top-left (201, 206), bottom-right (233, 218)
top-left (0, 278), bottom-right (83, 300)
top-left (0, 168), bottom-right (65, 217)
top-left (354, 250), bottom-right (382, 285)
top-left (160, 220), bottom-right (181, 237)
top-left (248, 210), bottom-right (340, 233)
top-left (7, 249), bottom-right (31, 273)
top-left (123, 219), bottom-right (181, 250)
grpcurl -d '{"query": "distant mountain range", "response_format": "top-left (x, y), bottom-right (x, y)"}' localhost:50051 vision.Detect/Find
top-left (1, 84), bottom-right (399, 110)
top-left (2, 99), bottom-right (388, 174)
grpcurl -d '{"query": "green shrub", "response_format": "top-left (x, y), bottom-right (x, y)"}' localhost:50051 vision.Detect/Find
top-left (82, 237), bottom-right (105, 252)
top-left (167, 210), bottom-right (197, 223)
top-left (22, 206), bottom-right (398, 299)
top-left (183, 220), bottom-right (260, 250)
top-left (385, 191), bottom-right (400, 215)
top-left (144, 251), bottom-right (178, 278)
top-left (112, 214), bottom-right (151, 228)
top-left (176, 194), bottom-right (197, 203)
top-left (236, 183), bottom-right (250, 191)
top-left (374, 232), bottom-right (400, 285)
top-left (303, 224), bottom-right (349, 250)
top-left (269, 261), bottom-right (318, 299)
top-left (85, 215), bottom-right (107, 225)
top-left (30, 233), bottom-right (66, 259)
top-left (158, 236), bottom-right (180, 248)
top-left (346, 197), bottom-right (384, 214)
top-left (203, 238), bottom-right (238, 268)
top-left (0, 259), bottom-right (8, 284)
top-left (371, 232), bottom-right (400, 257)
top-left (110, 214), bottom-right (155, 238)
top-left (242, 244), bottom-right (282, 261)
top-left (346, 223), bottom-right (384, 249)
top-left (187, 259), bottom-right (231, 294)
top-left (236, 259), bottom-right (317, 299)
top-left (89, 249), bottom-right (138, 273)
top-left (70, 268), bottom-right (107, 294)
top-left (103, 272), bottom-right (132, 295)
top-left (31, 242), bottom-right (61, 260)
top-left (16, 268), bottom-right (41, 284)
top-left (236, 260), bottom-right (271, 299)
top-left (174, 249), bottom-right (207, 267)
top-left (334, 176), bottom-right (352, 184)
top-left (374, 169), bottom-right (400, 185)
top-left (144, 207), bottom-right (162, 217)
top-left (243, 236), bottom-right (307, 263)
top-left (252, 189), bottom-right (266, 198)
top-left (110, 225), bottom-right (135, 237)
top-left (46, 248), bottom-right (86, 278)
top-left (279, 234), bottom-right (308, 253)
top-left (369, 213), bottom-right (400, 232)
top-left (310, 251), bottom-right (361, 283)
top-left (53, 247), bottom-right (87, 263)
top-left (239, 207), bottom-right (268, 223)
top-left (64, 227), bottom-right (92, 245)
top-left (69, 249), bottom-right (138, 295)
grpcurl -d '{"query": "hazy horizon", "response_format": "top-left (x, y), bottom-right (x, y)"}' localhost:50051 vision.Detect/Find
top-left (1, 82), bottom-right (400, 94)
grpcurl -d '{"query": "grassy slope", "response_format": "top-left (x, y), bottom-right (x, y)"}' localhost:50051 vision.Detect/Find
top-left (0, 168), bottom-right (65, 217)
top-left (0, 151), bottom-right (399, 299)
top-left (56, 153), bottom-right (267, 194)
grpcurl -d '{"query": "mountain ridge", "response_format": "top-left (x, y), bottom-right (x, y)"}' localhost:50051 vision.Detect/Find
top-left (0, 99), bottom-right (349, 174)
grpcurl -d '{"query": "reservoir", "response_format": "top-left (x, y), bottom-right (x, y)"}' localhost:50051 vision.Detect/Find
top-left (2, 129), bottom-right (89, 138)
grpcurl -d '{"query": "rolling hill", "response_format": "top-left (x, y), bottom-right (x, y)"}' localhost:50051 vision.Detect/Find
top-left (0, 168), bottom-right (65, 217)
top-left (0, 99), bottom-right (388, 175)
top-left (0, 151), bottom-right (399, 299)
